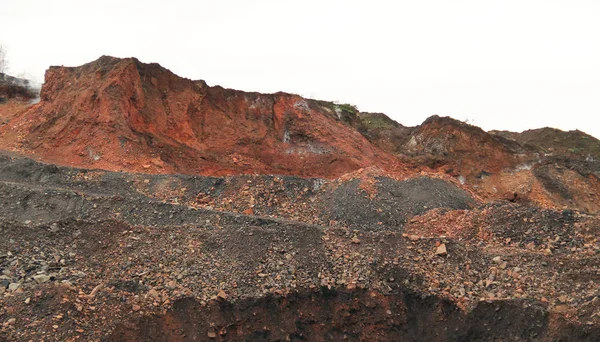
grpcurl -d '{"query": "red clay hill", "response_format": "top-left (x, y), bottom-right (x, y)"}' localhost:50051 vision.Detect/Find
top-left (1, 55), bottom-right (600, 214)
top-left (3, 57), bottom-right (600, 341)
top-left (0, 56), bottom-right (406, 177)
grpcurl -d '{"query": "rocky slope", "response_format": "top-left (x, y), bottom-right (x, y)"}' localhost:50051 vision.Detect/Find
top-left (0, 56), bottom-right (404, 178)
top-left (355, 112), bottom-right (600, 214)
top-left (2, 56), bottom-right (599, 213)
top-left (0, 153), bottom-right (599, 341)
top-left (1, 56), bottom-right (600, 341)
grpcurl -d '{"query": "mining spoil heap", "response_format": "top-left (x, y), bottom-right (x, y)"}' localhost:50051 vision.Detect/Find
top-left (1, 56), bottom-right (600, 341)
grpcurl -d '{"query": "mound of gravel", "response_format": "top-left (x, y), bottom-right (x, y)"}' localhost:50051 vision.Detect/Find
top-left (325, 177), bottom-right (476, 231)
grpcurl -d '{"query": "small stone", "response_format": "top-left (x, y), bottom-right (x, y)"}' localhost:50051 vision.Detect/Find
top-left (553, 304), bottom-right (569, 313)
top-left (351, 237), bottom-right (361, 244)
top-left (147, 288), bottom-right (160, 299)
top-left (217, 290), bottom-right (228, 301)
top-left (33, 275), bottom-right (51, 284)
top-left (132, 304), bottom-right (141, 312)
top-left (24, 297), bottom-right (31, 304)
top-left (8, 283), bottom-right (21, 292)
top-left (49, 223), bottom-right (59, 233)
top-left (7, 318), bottom-right (16, 325)
top-left (89, 283), bottom-right (104, 298)
top-left (207, 331), bottom-right (217, 338)
top-left (61, 280), bottom-right (75, 290)
top-left (492, 256), bottom-right (502, 263)
top-left (436, 244), bottom-right (447, 257)
top-left (408, 235), bottom-right (420, 241)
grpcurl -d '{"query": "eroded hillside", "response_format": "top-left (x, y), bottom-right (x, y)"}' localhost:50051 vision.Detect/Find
top-left (1, 57), bottom-right (600, 341)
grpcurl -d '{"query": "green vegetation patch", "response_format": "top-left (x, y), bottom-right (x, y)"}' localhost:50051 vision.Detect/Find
top-left (335, 103), bottom-right (358, 114)
top-left (358, 113), bottom-right (397, 130)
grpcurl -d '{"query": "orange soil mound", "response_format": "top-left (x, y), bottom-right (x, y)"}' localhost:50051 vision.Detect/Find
top-left (1, 55), bottom-right (600, 214)
top-left (0, 56), bottom-right (407, 178)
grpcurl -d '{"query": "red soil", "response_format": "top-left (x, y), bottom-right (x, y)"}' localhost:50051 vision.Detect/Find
top-left (0, 56), bottom-right (407, 178)
top-left (1, 56), bottom-right (599, 214)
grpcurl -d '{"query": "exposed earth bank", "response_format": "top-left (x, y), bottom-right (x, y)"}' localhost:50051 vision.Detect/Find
top-left (0, 153), bottom-right (599, 341)
top-left (1, 57), bottom-right (600, 341)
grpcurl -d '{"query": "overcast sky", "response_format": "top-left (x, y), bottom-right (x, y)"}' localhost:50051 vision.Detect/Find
top-left (1, 0), bottom-right (599, 138)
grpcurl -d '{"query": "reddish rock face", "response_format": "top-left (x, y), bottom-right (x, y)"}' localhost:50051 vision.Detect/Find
top-left (401, 115), bottom-right (517, 178)
top-left (0, 56), bottom-right (405, 177)
top-left (1, 55), bottom-right (600, 214)
top-left (2, 57), bottom-right (600, 341)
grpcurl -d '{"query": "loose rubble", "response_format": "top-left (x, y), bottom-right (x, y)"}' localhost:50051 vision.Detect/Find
top-left (0, 56), bottom-right (600, 341)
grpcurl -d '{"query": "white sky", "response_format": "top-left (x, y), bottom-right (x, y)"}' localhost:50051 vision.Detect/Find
top-left (1, 0), bottom-right (599, 138)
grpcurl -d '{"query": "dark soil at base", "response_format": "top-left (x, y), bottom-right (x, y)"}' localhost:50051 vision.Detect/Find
top-left (1, 152), bottom-right (600, 341)
top-left (109, 289), bottom-right (599, 342)
top-left (0, 153), bottom-right (475, 231)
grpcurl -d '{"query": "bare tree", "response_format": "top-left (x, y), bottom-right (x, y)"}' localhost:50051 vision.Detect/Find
top-left (0, 45), bottom-right (8, 76)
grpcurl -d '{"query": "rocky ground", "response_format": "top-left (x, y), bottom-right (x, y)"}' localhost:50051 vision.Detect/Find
top-left (0, 153), bottom-right (600, 341)
top-left (1, 56), bottom-right (600, 341)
